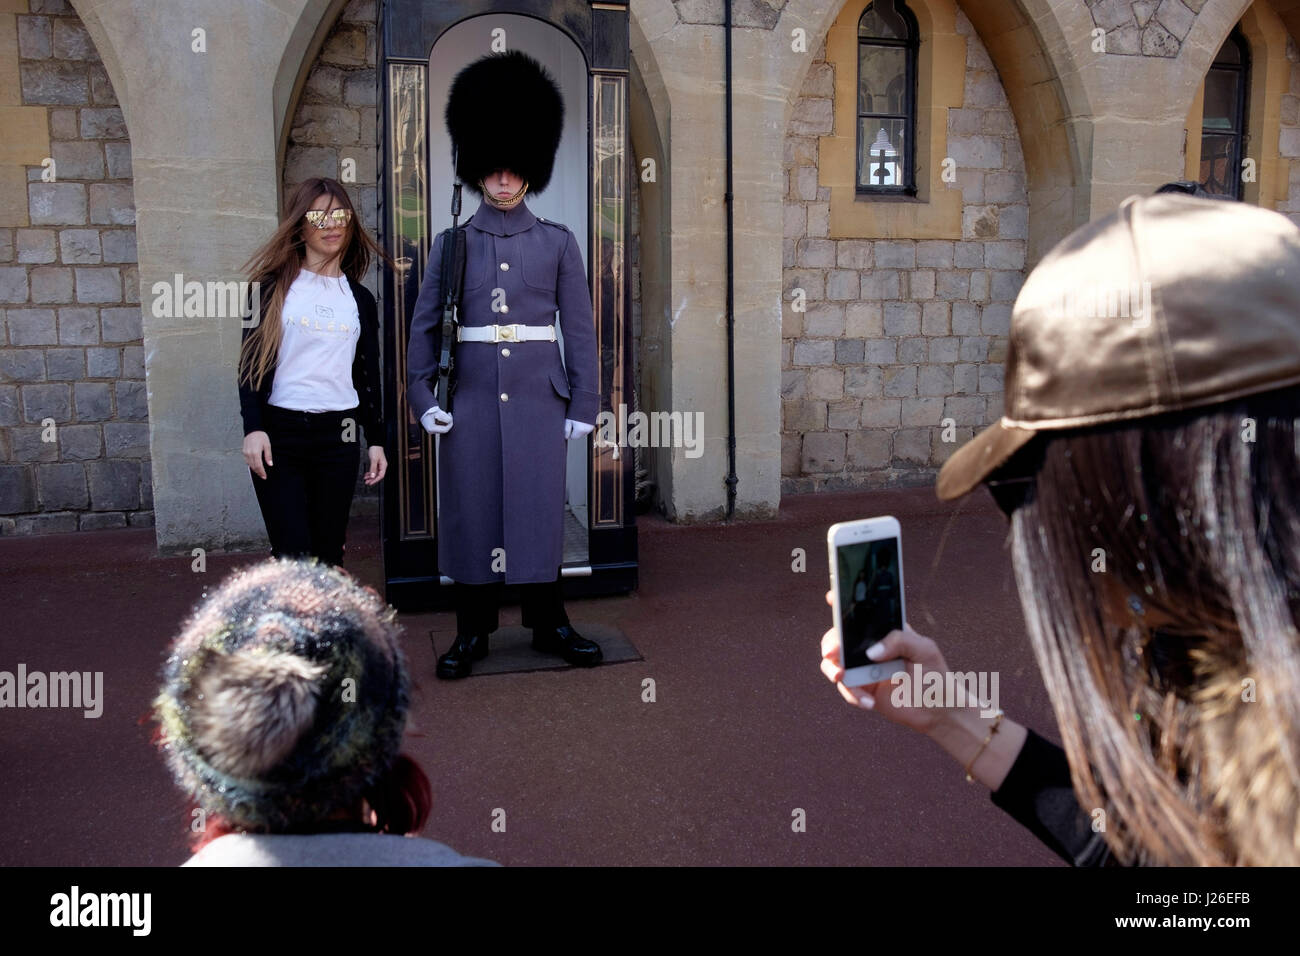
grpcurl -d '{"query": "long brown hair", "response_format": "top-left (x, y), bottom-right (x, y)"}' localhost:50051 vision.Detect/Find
top-left (1007, 385), bottom-right (1300, 865)
top-left (237, 177), bottom-right (393, 393)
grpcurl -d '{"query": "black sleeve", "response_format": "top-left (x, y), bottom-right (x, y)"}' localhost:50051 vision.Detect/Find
top-left (406, 229), bottom-right (445, 422)
top-left (237, 283), bottom-right (270, 436)
top-left (352, 285), bottom-right (384, 446)
top-left (990, 729), bottom-right (1115, 867)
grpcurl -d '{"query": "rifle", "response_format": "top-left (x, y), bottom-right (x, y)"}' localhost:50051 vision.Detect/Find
top-left (436, 156), bottom-right (468, 413)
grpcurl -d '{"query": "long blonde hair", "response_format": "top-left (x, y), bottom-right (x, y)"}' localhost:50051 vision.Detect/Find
top-left (238, 178), bottom-right (391, 392)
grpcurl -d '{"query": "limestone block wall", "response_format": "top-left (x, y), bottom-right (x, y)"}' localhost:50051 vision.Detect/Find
top-left (1281, 36), bottom-right (1300, 224)
top-left (0, 0), bottom-right (143, 535)
top-left (780, 11), bottom-right (1028, 493)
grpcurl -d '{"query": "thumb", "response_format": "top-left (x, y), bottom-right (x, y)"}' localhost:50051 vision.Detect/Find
top-left (866, 625), bottom-right (939, 668)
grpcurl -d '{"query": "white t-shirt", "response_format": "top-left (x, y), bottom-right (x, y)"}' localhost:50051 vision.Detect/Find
top-left (268, 268), bottom-right (361, 413)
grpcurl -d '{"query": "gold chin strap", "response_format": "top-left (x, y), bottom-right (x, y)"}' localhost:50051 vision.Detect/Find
top-left (480, 179), bottom-right (529, 209)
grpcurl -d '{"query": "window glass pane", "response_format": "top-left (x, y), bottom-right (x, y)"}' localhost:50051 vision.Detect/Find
top-left (592, 74), bottom-right (626, 529)
top-left (858, 0), bottom-right (908, 39)
top-left (1213, 35), bottom-right (1242, 66)
top-left (859, 45), bottom-right (906, 114)
top-left (1200, 133), bottom-right (1238, 197)
top-left (859, 118), bottom-right (906, 187)
top-left (1201, 68), bottom-right (1239, 131)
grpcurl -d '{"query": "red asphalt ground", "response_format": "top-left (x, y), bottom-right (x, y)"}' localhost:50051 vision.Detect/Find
top-left (0, 486), bottom-right (1063, 866)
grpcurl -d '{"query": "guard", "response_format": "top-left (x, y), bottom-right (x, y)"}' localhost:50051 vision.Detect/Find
top-left (407, 50), bottom-right (603, 678)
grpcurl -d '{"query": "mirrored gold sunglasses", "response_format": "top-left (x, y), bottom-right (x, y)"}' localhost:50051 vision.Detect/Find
top-left (304, 208), bottom-right (353, 229)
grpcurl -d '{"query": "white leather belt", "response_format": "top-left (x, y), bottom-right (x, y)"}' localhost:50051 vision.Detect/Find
top-left (457, 324), bottom-right (556, 343)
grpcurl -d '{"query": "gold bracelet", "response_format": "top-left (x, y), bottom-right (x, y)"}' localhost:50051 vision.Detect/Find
top-left (964, 709), bottom-right (1005, 783)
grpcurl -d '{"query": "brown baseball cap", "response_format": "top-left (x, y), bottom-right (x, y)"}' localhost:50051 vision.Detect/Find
top-left (936, 193), bottom-right (1300, 500)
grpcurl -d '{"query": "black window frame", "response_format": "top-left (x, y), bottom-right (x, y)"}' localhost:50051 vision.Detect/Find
top-left (855, 0), bottom-right (920, 198)
top-left (1199, 26), bottom-right (1250, 202)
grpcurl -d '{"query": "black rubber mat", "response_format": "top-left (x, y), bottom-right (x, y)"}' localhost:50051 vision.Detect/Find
top-left (427, 623), bottom-right (641, 675)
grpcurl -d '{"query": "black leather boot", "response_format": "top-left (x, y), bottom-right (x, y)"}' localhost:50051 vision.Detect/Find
top-left (531, 624), bottom-right (602, 667)
top-left (436, 632), bottom-right (489, 679)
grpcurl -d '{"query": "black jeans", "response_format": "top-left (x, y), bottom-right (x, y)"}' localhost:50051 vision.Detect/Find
top-left (250, 404), bottom-right (361, 567)
top-left (455, 569), bottom-right (570, 636)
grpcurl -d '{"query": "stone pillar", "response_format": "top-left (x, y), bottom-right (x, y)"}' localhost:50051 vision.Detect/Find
top-left (67, 0), bottom-right (344, 552)
top-left (638, 0), bottom-right (788, 521)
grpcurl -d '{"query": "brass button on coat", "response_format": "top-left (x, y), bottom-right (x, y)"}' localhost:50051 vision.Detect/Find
top-left (501, 348), bottom-right (510, 356)
top-left (500, 392), bottom-right (508, 401)
top-left (500, 262), bottom-right (509, 270)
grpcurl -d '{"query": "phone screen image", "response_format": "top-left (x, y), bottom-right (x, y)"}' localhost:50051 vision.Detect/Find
top-left (836, 537), bottom-right (902, 669)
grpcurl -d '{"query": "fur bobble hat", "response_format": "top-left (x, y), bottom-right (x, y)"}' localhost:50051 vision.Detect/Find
top-left (445, 50), bottom-right (565, 196)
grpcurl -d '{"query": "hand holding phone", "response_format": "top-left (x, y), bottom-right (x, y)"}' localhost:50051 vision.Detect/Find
top-left (827, 516), bottom-right (908, 687)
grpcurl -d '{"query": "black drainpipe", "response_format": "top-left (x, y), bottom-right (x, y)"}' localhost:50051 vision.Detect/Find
top-left (723, 1), bottom-right (738, 519)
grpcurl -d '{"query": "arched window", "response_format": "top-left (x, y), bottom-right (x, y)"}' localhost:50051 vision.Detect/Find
top-left (856, 0), bottom-right (919, 196)
top-left (1200, 28), bottom-right (1250, 200)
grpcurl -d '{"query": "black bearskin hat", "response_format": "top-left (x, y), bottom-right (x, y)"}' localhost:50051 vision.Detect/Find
top-left (444, 50), bottom-right (565, 196)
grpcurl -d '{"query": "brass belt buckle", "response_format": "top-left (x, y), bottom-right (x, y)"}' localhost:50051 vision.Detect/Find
top-left (498, 324), bottom-right (517, 342)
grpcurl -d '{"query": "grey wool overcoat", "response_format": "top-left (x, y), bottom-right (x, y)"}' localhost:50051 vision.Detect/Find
top-left (406, 197), bottom-right (599, 585)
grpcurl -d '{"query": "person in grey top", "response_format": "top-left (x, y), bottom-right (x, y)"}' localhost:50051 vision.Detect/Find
top-left (183, 831), bottom-right (497, 868)
top-left (153, 558), bottom-right (497, 867)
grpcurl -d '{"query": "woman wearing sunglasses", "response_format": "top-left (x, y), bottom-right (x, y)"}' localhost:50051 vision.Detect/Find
top-left (820, 193), bottom-right (1300, 866)
top-left (237, 177), bottom-right (389, 567)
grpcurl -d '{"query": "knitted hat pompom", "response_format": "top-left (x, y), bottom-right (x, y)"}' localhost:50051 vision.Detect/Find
top-left (188, 647), bottom-right (328, 778)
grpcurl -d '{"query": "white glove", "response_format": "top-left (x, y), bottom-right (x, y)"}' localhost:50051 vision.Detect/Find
top-left (421, 404), bottom-right (453, 435)
top-left (564, 419), bottom-right (594, 440)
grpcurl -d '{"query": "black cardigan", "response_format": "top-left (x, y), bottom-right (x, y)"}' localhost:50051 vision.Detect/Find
top-left (238, 272), bottom-right (383, 445)
top-left (990, 729), bottom-right (1116, 866)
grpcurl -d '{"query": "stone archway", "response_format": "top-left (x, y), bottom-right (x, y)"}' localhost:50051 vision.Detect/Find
top-left (585, 0), bottom-right (1107, 520)
top-left (66, 0), bottom-right (698, 547)
top-left (66, 0), bottom-right (362, 552)
top-left (954, 0), bottom-right (1094, 261)
top-left (73, 0), bottom-right (1270, 539)
top-left (1182, 0), bottom-right (1258, 80)
top-left (778, 0), bottom-right (1094, 266)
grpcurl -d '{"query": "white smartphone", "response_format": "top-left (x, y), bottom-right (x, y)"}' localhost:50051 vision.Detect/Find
top-left (827, 516), bottom-right (908, 687)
